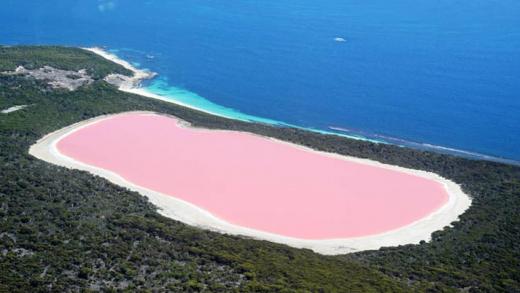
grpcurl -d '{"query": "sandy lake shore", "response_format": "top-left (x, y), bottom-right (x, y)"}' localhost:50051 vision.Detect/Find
top-left (29, 110), bottom-right (472, 255)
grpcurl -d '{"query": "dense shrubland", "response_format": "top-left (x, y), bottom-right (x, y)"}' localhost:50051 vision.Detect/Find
top-left (0, 46), bottom-right (518, 292)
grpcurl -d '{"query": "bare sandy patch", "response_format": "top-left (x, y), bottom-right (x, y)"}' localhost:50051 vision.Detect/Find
top-left (1, 105), bottom-right (28, 114)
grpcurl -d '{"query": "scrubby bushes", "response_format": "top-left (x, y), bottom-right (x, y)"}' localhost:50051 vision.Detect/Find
top-left (0, 46), bottom-right (519, 292)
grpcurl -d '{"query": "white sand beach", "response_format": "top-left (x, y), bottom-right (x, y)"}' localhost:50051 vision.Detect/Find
top-left (84, 47), bottom-right (237, 120)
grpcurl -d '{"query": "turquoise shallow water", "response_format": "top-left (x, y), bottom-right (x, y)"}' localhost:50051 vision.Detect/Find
top-left (1, 0), bottom-right (519, 162)
top-left (145, 77), bottom-right (282, 125)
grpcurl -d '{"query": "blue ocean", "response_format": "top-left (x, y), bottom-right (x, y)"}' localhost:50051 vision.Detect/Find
top-left (2, 0), bottom-right (520, 162)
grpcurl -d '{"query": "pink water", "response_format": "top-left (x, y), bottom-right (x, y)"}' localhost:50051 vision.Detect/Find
top-left (57, 113), bottom-right (449, 239)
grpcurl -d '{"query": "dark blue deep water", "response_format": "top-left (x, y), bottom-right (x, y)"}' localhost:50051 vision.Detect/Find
top-left (2, 0), bottom-right (520, 161)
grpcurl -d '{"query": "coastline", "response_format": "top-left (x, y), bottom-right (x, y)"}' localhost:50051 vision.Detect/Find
top-left (84, 47), bottom-right (384, 142)
top-left (84, 47), bottom-right (276, 123)
top-left (84, 47), bottom-right (519, 166)
top-left (29, 111), bottom-right (472, 255)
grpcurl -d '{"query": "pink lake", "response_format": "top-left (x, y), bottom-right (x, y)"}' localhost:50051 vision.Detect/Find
top-left (57, 113), bottom-right (449, 240)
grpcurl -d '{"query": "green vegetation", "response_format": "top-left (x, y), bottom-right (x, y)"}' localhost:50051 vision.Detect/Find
top-left (0, 46), bottom-right (131, 79)
top-left (1, 46), bottom-right (519, 292)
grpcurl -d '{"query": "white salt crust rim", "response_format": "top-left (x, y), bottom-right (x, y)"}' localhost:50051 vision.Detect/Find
top-left (29, 111), bottom-right (472, 255)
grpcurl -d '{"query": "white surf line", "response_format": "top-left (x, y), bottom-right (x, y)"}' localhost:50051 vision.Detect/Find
top-left (29, 111), bottom-right (472, 255)
top-left (1, 104), bottom-right (28, 114)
